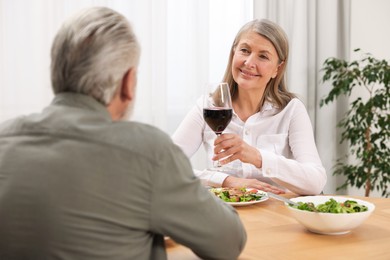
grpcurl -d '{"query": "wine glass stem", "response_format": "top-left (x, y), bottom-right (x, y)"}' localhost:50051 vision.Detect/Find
top-left (214, 133), bottom-right (222, 167)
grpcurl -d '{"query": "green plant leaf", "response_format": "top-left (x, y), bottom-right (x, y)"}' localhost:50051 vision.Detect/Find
top-left (320, 49), bottom-right (390, 197)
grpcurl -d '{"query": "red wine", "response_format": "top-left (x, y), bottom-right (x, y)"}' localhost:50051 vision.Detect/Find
top-left (203, 108), bottom-right (233, 135)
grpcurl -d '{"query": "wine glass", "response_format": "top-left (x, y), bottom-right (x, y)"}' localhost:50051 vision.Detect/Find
top-left (203, 82), bottom-right (233, 167)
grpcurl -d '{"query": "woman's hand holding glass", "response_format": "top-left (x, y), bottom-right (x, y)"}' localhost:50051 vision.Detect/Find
top-left (203, 82), bottom-right (233, 168)
top-left (212, 133), bottom-right (262, 168)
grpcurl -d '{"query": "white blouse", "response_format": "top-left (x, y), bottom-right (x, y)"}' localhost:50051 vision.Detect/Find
top-left (172, 97), bottom-right (327, 195)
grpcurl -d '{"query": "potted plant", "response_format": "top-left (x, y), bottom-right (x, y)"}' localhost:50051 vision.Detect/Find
top-left (320, 49), bottom-right (389, 197)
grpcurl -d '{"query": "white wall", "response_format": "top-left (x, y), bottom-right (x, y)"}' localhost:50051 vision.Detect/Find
top-left (351, 0), bottom-right (390, 60)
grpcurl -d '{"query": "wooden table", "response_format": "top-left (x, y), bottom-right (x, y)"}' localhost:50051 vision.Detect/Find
top-left (166, 194), bottom-right (390, 259)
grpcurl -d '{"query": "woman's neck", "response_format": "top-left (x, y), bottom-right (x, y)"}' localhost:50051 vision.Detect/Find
top-left (233, 89), bottom-right (264, 122)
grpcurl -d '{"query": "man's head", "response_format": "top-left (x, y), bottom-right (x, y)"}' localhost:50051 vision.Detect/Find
top-left (50, 7), bottom-right (140, 117)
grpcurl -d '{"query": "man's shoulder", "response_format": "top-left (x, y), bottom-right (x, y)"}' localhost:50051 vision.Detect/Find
top-left (108, 121), bottom-right (187, 166)
top-left (107, 121), bottom-right (177, 153)
top-left (112, 121), bottom-right (170, 143)
top-left (0, 116), bottom-right (27, 136)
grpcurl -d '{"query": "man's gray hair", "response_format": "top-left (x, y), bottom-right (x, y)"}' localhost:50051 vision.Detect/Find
top-left (51, 7), bottom-right (140, 105)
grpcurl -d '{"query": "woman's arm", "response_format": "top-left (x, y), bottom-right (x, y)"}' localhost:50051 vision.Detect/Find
top-left (260, 101), bottom-right (327, 195)
top-left (171, 99), bottom-right (204, 158)
top-left (213, 99), bottom-right (326, 195)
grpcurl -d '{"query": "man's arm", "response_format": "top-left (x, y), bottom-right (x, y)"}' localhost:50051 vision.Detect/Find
top-left (150, 142), bottom-right (247, 259)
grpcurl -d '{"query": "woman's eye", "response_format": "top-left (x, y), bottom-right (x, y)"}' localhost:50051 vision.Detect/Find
top-left (259, 54), bottom-right (269, 60)
top-left (240, 48), bottom-right (250, 54)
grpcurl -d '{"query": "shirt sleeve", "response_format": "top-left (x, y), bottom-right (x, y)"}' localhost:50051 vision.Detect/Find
top-left (171, 98), bottom-right (204, 158)
top-left (193, 169), bottom-right (229, 187)
top-left (149, 140), bottom-right (247, 259)
top-left (259, 100), bottom-right (327, 195)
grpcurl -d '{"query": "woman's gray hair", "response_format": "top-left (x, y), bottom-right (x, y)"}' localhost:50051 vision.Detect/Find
top-left (223, 19), bottom-right (295, 110)
top-left (51, 7), bottom-right (140, 105)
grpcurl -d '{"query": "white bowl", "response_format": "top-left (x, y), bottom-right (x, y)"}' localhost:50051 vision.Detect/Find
top-left (285, 195), bottom-right (375, 235)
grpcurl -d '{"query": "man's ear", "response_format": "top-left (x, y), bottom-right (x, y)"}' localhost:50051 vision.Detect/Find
top-left (121, 67), bottom-right (137, 101)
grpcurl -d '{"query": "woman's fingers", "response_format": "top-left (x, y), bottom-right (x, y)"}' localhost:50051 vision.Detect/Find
top-left (213, 135), bottom-right (245, 160)
top-left (213, 138), bottom-right (260, 167)
top-left (222, 177), bottom-right (285, 194)
top-left (250, 182), bottom-right (285, 194)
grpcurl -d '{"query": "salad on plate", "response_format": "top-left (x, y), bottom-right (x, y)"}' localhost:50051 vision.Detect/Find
top-left (209, 187), bottom-right (268, 206)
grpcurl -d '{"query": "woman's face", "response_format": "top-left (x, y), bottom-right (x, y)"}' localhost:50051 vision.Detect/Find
top-left (232, 31), bottom-right (281, 93)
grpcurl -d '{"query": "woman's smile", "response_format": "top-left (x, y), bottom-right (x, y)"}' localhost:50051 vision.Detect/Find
top-left (239, 68), bottom-right (260, 78)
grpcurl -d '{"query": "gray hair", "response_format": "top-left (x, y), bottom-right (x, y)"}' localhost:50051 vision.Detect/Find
top-left (51, 7), bottom-right (140, 105)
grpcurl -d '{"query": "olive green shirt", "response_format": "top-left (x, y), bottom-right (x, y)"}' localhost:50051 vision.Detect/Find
top-left (0, 93), bottom-right (246, 260)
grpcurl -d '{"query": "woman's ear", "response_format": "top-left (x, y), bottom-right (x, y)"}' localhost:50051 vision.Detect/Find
top-left (272, 61), bottom-right (284, 79)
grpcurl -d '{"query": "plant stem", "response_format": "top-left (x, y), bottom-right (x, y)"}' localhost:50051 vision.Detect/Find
top-left (365, 126), bottom-right (372, 197)
top-left (364, 89), bottom-right (374, 197)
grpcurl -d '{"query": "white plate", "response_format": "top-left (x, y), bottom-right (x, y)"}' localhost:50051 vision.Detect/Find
top-left (211, 188), bottom-right (269, 207)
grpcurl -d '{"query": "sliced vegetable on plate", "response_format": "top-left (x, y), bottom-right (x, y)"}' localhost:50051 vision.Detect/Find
top-left (209, 187), bottom-right (268, 206)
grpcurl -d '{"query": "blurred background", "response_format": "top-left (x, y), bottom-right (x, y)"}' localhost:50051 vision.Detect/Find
top-left (1, 0), bottom-right (389, 196)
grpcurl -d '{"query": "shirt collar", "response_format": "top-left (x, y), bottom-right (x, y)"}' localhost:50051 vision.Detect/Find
top-left (261, 101), bottom-right (274, 112)
top-left (50, 93), bottom-right (112, 120)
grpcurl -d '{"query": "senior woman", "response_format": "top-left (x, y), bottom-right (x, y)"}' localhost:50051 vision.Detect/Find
top-left (173, 19), bottom-right (327, 195)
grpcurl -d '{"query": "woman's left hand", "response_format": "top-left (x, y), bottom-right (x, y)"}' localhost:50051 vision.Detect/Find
top-left (213, 133), bottom-right (262, 168)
